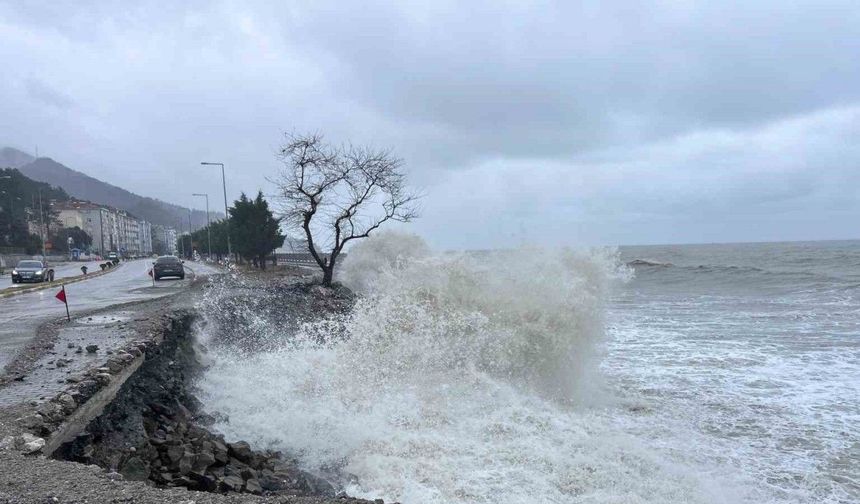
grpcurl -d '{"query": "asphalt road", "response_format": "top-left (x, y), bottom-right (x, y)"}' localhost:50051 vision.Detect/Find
top-left (0, 259), bottom-right (220, 372)
top-left (0, 259), bottom-right (105, 290)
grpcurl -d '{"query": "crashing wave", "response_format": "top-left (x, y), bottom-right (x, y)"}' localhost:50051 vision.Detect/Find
top-left (195, 234), bottom-right (740, 504)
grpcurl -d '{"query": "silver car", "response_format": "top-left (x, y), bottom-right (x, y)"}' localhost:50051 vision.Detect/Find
top-left (11, 259), bottom-right (55, 283)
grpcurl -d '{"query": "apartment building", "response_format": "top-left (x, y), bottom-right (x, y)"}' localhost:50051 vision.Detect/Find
top-left (151, 224), bottom-right (177, 255)
top-left (54, 201), bottom-right (154, 257)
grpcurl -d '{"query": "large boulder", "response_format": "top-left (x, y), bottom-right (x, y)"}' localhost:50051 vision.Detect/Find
top-left (16, 433), bottom-right (45, 455)
top-left (164, 445), bottom-right (184, 467)
top-left (227, 441), bottom-right (253, 462)
top-left (245, 478), bottom-right (263, 495)
top-left (178, 452), bottom-right (194, 475)
top-left (300, 471), bottom-right (336, 496)
top-left (212, 439), bottom-right (229, 464)
top-left (55, 393), bottom-right (77, 414)
top-left (120, 456), bottom-right (150, 481)
top-left (220, 474), bottom-right (244, 492)
top-left (193, 451), bottom-right (216, 473)
top-left (190, 471), bottom-right (218, 491)
top-left (16, 413), bottom-right (45, 432)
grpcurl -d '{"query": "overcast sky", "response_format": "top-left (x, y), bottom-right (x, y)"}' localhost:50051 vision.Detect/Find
top-left (1, 1), bottom-right (859, 248)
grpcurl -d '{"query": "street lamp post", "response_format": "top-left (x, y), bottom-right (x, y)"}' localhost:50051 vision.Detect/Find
top-left (200, 162), bottom-right (231, 259)
top-left (38, 189), bottom-right (46, 257)
top-left (187, 207), bottom-right (193, 258)
top-left (177, 220), bottom-right (185, 258)
top-left (192, 193), bottom-right (211, 259)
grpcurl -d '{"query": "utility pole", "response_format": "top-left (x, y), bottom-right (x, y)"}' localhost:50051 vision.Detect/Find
top-left (200, 162), bottom-right (231, 260)
top-left (98, 209), bottom-right (105, 256)
top-left (177, 221), bottom-right (185, 259)
top-left (193, 193), bottom-right (211, 258)
top-left (187, 208), bottom-right (193, 258)
top-left (38, 189), bottom-right (46, 257)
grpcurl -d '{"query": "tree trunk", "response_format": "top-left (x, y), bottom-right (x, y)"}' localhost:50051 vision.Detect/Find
top-left (322, 265), bottom-right (334, 287)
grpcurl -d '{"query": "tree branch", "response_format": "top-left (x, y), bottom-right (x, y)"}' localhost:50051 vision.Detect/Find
top-left (275, 133), bottom-right (421, 285)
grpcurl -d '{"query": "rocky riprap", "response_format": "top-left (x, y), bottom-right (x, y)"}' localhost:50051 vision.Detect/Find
top-left (64, 398), bottom-right (335, 496)
top-left (51, 311), bottom-right (338, 498)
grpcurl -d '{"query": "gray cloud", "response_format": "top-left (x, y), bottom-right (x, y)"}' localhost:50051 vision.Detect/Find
top-left (0, 0), bottom-right (858, 248)
top-left (25, 77), bottom-right (75, 109)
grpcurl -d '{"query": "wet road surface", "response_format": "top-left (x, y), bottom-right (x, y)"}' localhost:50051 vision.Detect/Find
top-left (0, 260), bottom-right (105, 290)
top-left (0, 259), bottom-right (219, 372)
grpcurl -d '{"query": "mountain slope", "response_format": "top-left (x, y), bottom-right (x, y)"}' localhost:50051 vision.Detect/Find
top-left (15, 156), bottom-right (219, 228)
top-left (0, 147), bottom-right (35, 169)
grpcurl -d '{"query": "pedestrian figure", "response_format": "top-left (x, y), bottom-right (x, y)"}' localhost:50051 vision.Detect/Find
top-left (81, 265), bottom-right (88, 275)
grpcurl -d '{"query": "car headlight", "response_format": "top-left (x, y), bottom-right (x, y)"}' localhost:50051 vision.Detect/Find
top-left (11, 270), bottom-right (17, 275)
top-left (35, 270), bottom-right (43, 275)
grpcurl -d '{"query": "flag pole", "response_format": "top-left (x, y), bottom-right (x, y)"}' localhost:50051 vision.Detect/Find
top-left (62, 285), bottom-right (70, 321)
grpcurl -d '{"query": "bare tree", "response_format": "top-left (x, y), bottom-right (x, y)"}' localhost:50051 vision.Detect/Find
top-left (276, 133), bottom-right (420, 286)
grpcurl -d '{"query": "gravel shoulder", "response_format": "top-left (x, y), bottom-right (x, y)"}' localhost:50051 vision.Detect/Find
top-left (0, 450), bottom-right (371, 504)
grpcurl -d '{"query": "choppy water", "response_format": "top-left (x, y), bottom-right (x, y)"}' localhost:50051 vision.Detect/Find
top-left (196, 236), bottom-right (860, 503)
top-left (608, 240), bottom-right (860, 503)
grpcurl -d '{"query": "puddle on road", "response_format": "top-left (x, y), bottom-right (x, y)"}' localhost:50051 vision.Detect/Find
top-left (75, 312), bottom-right (132, 326)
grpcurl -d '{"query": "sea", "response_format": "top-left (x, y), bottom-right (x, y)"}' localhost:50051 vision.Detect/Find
top-left (196, 236), bottom-right (860, 504)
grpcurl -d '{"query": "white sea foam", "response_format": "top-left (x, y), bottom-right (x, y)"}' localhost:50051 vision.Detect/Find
top-left (196, 233), bottom-right (753, 503)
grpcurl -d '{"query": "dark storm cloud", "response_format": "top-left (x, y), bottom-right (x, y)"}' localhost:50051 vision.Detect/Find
top-left (0, 0), bottom-right (858, 247)
top-left (274, 1), bottom-right (860, 161)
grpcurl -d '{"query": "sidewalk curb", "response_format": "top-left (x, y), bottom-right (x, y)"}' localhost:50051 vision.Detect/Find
top-left (0, 263), bottom-right (123, 300)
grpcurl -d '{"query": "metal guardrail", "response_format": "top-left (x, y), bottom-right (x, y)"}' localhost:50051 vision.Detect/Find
top-left (274, 253), bottom-right (345, 267)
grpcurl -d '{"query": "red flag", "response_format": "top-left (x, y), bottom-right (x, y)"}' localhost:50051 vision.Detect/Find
top-left (56, 285), bottom-right (70, 321)
top-left (55, 285), bottom-right (72, 322)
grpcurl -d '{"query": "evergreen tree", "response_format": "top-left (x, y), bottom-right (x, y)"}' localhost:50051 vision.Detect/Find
top-left (190, 218), bottom-right (231, 260)
top-left (228, 191), bottom-right (284, 269)
top-left (51, 226), bottom-right (93, 253)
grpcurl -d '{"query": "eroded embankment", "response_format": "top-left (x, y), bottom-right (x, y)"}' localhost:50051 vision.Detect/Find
top-left (51, 310), bottom-right (340, 497)
top-left (0, 302), bottom-right (369, 503)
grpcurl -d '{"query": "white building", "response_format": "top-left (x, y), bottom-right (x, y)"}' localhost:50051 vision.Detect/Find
top-left (55, 201), bottom-right (153, 257)
top-left (115, 210), bottom-right (142, 255)
top-left (138, 221), bottom-right (153, 255)
top-left (151, 224), bottom-right (177, 255)
top-left (55, 201), bottom-right (115, 255)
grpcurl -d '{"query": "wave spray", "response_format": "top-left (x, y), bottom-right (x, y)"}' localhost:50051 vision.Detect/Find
top-left (197, 232), bottom-right (737, 503)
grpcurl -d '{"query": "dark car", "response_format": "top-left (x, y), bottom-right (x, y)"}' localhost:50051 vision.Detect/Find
top-left (11, 259), bottom-right (55, 283)
top-left (153, 255), bottom-right (185, 281)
